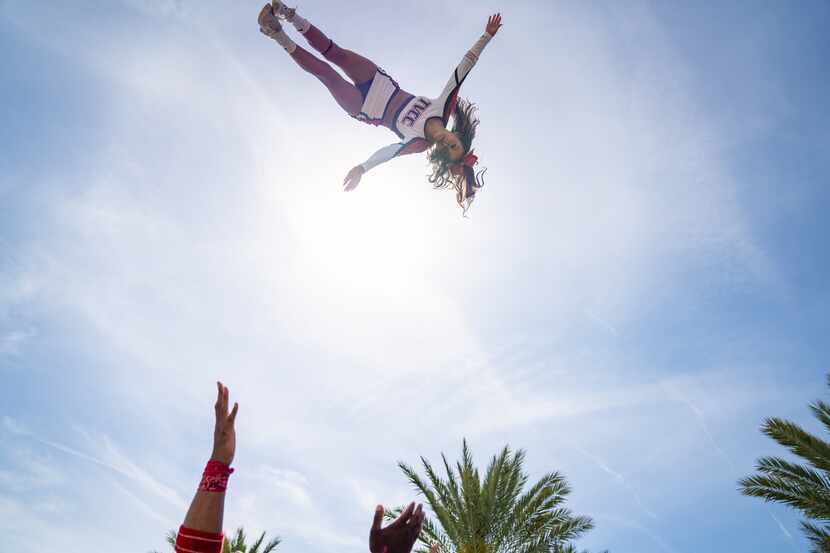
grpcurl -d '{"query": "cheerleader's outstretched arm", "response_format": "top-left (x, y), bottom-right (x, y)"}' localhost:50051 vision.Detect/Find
top-left (440, 13), bottom-right (502, 98)
top-left (344, 143), bottom-right (404, 191)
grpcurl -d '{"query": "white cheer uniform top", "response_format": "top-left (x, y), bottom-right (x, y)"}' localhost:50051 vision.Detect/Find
top-left (359, 32), bottom-right (494, 173)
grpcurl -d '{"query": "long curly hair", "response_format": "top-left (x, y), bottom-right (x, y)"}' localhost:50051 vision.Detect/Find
top-left (427, 98), bottom-right (487, 215)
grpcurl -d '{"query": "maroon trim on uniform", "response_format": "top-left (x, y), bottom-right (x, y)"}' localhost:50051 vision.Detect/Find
top-left (390, 92), bottom-right (415, 140)
top-left (441, 67), bottom-right (471, 126)
top-left (376, 69), bottom-right (400, 123)
top-left (322, 39), bottom-right (335, 57)
top-left (353, 69), bottom-right (404, 136)
top-left (442, 87), bottom-right (461, 126)
top-left (352, 112), bottom-right (385, 126)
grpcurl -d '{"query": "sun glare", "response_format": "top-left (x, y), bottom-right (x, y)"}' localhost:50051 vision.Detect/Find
top-left (293, 189), bottom-right (431, 296)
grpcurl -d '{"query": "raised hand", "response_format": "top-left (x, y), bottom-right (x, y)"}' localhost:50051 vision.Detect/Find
top-left (486, 13), bottom-right (503, 36)
top-left (369, 502), bottom-right (425, 553)
top-left (344, 165), bottom-right (365, 192)
top-left (211, 382), bottom-right (239, 465)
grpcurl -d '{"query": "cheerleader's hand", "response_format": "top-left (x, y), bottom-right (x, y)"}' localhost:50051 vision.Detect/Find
top-left (344, 165), bottom-right (365, 192)
top-left (486, 13), bottom-right (503, 36)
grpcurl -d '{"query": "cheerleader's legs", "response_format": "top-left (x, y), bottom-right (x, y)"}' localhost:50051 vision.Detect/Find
top-left (259, 4), bottom-right (363, 117)
top-left (288, 45), bottom-right (364, 116)
top-left (276, 3), bottom-right (379, 86)
top-left (299, 25), bottom-right (378, 86)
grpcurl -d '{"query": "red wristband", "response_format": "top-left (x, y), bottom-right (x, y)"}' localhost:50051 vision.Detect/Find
top-left (176, 525), bottom-right (224, 553)
top-left (198, 459), bottom-right (234, 493)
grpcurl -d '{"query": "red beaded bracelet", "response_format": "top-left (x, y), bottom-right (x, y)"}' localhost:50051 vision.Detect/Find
top-left (198, 459), bottom-right (234, 493)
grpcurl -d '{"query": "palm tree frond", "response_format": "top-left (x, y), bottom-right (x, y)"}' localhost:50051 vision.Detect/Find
top-left (802, 520), bottom-right (830, 553)
top-left (741, 376), bottom-right (830, 549)
top-left (398, 440), bottom-right (594, 553)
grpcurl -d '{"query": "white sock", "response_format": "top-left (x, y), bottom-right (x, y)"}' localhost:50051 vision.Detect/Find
top-left (291, 14), bottom-right (310, 34)
top-left (268, 28), bottom-right (297, 53)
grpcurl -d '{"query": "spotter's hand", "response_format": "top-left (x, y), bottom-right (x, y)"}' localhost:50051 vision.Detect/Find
top-left (369, 502), bottom-right (425, 553)
top-left (211, 382), bottom-right (239, 465)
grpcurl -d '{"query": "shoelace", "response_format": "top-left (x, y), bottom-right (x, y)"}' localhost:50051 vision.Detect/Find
top-left (271, 1), bottom-right (295, 21)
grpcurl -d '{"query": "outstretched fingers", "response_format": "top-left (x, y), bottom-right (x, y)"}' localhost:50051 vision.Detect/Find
top-left (409, 504), bottom-right (424, 536)
top-left (215, 382), bottom-right (225, 418)
top-left (406, 504), bottom-right (424, 542)
top-left (409, 503), bottom-right (423, 525)
top-left (228, 401), bottom-right (239, 426)
top-left (388, 502), bottom-right (416, 529)
top-left (215, 381), bottom-right (238, 427)
top-left (487, 13), bottom-right (503, 35)
top-left (210, 382), bottom-right (238, 465)
top-left (371, 504), bottom-right (385, 533)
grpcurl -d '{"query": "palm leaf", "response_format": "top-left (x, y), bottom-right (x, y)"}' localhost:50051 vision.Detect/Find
top-left (250, 531), bottom-right (266, 553)
top-left (762, 418), bottom-right (830, 473)
top-left (802, 521), bottom-right (830, 553)
top-left (398, 440), bottom-right (593, 553)
top-left (741, 375), bottom-right (830, 548)
top-left (263, 537), bottom-right (282, 553)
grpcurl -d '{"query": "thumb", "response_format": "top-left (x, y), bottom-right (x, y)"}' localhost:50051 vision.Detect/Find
top-left (372, 505), bottom-right (384, 532)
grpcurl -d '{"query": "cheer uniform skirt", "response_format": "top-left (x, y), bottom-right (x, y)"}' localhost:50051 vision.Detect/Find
top-left (353, 68), bottom-right (402, 127)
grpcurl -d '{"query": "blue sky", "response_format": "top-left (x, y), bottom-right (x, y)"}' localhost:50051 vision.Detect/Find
top-left (2, 1), bottom-right (830, 552)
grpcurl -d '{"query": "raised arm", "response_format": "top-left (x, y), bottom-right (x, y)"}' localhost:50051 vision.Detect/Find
top-left (440, 14), bottom-right (502, 99)
top-left (175, 382), bottom-right (239, 553)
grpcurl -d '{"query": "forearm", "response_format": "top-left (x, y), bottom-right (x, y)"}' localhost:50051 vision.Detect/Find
top-left (182, 489), bottom-right (226, 533)
top-left (361, 143), bottom-right (402, 172)
top-left (176, 459), bottom-right (233, 553)
top-left (457, 32), bottom-right (493, 80)
top-left (467, 32), bottom-right (493, 62)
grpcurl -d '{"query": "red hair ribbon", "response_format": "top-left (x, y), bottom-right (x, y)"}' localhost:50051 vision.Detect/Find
top-left (450, 149), bottom-right (478, 177)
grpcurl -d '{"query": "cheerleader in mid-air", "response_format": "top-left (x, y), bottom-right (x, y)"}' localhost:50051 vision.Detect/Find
top-left (257, 2), bottom-right (502, 213)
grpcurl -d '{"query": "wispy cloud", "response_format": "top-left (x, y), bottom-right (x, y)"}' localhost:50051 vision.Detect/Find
top-left (109, 476), bottom-right (171, 524)
top-left (0, 329), bottom-right (35, 356)
top-left (662, 380), bottom-right (797, 543)
top-left (119, 0), bottom-right (186, 18)
top-left (231, 465), bottom-right (364, 551)
top-left (770, 513), bottom-right (793, 540)
top-left (0, 448), bottom-right (64, 493)
top-left (595, 514), bottom-right (680, 553)
top-left (3, 416), bottom-right (185, 510)
top-left (261, 466), bottom-right (314, 509)
top-left (661, 381), bottom-right (735, 469)
top-left (2, 416), bottom-right (29, 436)
top-left (583, 309), bottom-right (620, 337)
top-left (574, 446), bottom-right (657, 520)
